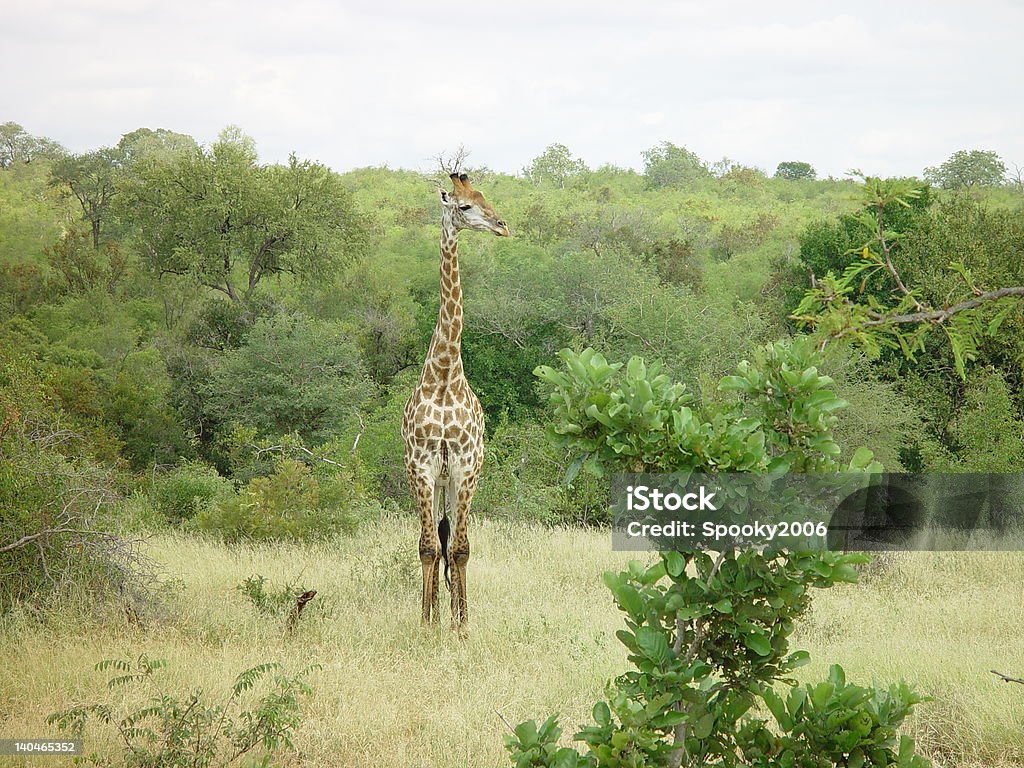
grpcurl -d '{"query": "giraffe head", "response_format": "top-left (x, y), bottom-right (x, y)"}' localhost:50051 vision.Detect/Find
top-left (439, 173), bottom-right (510, 237)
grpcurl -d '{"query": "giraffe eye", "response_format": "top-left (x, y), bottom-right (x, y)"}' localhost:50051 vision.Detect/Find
top-left (458, 204), bottom-right (472, 211)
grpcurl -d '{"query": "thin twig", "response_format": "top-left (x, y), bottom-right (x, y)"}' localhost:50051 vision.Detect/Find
top-left (350, 413), bottom-right (366, 455)
top-left (495, 710), bottom-right (516, 734)
top-left (991, 670), bottom-right (1024, 686)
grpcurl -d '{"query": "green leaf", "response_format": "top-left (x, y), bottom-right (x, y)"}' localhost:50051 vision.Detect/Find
top-left (635, 626), bottom-right (670, 664)
top-left (663, 551), bottom-right (686, 578)
top-left (762, 688), bottom-right (791, 731)
top-left (690, 711), bottom-right (715, 739)
top-left (849, 446), bottom-right (875, 470)
top-left (744, 632), bottom-right (771, 656)
top-left (513, 719), bottom-right (538, 747)
top-left (712, 599), bottom-right (733, 614)
top-left (718, 376), bottom-right (748, 392)
top-left (614, 584), bottom-right (645, 619)
top-left (786, 650), bottom-right (811, 669)
top-left (564, 454), bottom-right (586, 485)
top-left (810, 681), bottom-right (835, 709)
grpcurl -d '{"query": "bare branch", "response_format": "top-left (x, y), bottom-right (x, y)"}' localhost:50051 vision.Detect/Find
top-left (350, 413), bottom-right (366, 455)
top-left (494, 710), bottom-right (516, 734)
top-left (991, 669), bottom-right (1024, 686)
top-left (861, 286), bottom-right (1024, 329)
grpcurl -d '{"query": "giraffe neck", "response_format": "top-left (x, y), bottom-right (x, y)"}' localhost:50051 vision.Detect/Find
top-left (423, 209), bottom-right (464, 383)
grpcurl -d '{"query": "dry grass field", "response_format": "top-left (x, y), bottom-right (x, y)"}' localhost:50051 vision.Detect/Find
top-left (1, 518), bottom-right (1022, 767)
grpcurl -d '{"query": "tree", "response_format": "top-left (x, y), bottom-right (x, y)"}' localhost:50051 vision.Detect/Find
top-left (641, 142), bottom-right (709, 188)
top-left (50, 147), bottom-right (124, 248)
top-left (123, 128), bottom-right (366, 301)
top-left (523, 143), bottom-right (588, 188)
top-left (793, 175), bottom-right (1024, 378)
top-left (44, 226), bottom-right (128, 295)
top-left (504, 344), bottom-right (930, 768)
top-left (774, 161), bottom-right (817, 180)
top-left (0, 122), bottom-right (64, 167)
top-left (202, 313), bottom-right (369, 445)
top-left (923, 150), bottom-right (1006, 189)
top-left (117, 127), bottom-right (197, 166)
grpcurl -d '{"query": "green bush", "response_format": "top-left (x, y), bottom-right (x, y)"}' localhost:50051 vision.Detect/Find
top-left (151, 461), bottom-right (234, 525)
top-left (504, 344), bottom-right (929, 768)
top-left (474, 416), bottom-right (610, 525)
top-left (196, 458), bottom-right (373, 542)
top-left (47, 654), bottom-right (318, 768)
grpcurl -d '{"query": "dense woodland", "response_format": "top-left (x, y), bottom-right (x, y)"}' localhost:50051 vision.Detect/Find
top-left (2, 121), bottom-right (1023, 610)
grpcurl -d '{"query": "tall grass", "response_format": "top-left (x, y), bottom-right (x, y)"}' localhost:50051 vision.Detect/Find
top-left (1, 519), bottom-right (1022, 767)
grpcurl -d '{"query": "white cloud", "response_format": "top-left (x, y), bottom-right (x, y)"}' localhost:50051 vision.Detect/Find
top-left (2, 1), bottom-right (1022, 178)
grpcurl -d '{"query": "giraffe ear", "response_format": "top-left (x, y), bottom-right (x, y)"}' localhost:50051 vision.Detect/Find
top-left (438, 188), bottom-right (450, 203)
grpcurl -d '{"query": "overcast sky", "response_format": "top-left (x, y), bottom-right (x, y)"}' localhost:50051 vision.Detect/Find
top-left (5, 0), bottom-right (1023, 178)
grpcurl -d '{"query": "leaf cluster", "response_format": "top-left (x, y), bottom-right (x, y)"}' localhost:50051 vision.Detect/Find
top-left (47, 655), bottom-right (319, 768)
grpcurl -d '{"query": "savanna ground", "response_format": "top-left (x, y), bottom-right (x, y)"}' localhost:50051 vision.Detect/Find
top-left (1, 518), bottom-right (1022, 768)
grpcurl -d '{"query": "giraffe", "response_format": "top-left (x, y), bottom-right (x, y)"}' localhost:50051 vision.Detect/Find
top-left (401, 172), bottom-right (509, 630)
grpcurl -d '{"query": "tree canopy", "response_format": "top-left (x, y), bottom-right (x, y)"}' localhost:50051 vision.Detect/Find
top-left (924, 149), bottom-right (1007, 189)
top-left (121, 128), bottom-right (367, 301)
top-left (523, 143), bottom-right (589, 188)
top-left (775, 161), bottom-right (817, 180)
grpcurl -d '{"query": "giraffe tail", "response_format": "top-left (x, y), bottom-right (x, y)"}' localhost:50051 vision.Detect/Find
top-left (437, 507), bottom-right (451, 589)
top-left (436, 443), bottom-right (452, 589)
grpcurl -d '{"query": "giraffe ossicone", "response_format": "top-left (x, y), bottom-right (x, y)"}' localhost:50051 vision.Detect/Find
top-left (401, 171), bottom-right (509, 630)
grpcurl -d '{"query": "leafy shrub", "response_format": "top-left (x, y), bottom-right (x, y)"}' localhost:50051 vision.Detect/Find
top-left (236, 573), bottom-right (322, 622)
top-left (196, 458), bottom-right (370, 542)
top-left (474, 416), bottom-right (609, 525)
top-left (0, 347), bottom-right (158, 614)
top-left (151, 461), bottom-right (234, 524)
top-left (237, 574), bottom-right (296, 618)
top-left (504, 344), bottom-right (929, 768)
top-left (47, 654), bottom-right (319, 768)
top-left (202, 313), bottom-right (369, 446)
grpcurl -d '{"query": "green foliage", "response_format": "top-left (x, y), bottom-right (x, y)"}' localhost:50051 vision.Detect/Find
top-left (641, 143), bottom-right (710, 188)
top-left (5, 119), bottom-right (1024, 555)
top-left (942, 368), bottom-right (1024, 472)
top-left (506, 715), bottom-right (592, 768)
top-left (121, 128), bottom-right (366, 301)
top-left (0, 153), bottom-right (72, 276)
top-left (151, 462), bottom-right (234, 525)
top-left (1, 121), bottom-right (65, 166)
top-left (117, 127), bottom-right (197, 165)
top-left (506, 547), bottom-right (929, 768)
top-left (0, 345), bottom-right (147, 613)
top-left (745, 665), bottom-right (930, 768)
top-left (202, 313), bottom-right (369, 446)
top-left (792, 175), bottom-right (1023, 379)
top-left (524, 143), bottom-right (590, 188)
top-left (236, 573), bottom-right (319, 621)
top-left (345, 371), bottom-right (415, 501)
top-left (535, 338), bottom-right (867, 478)
top-left (923, 149), bottom-right (1007, 189)
top-left (506, 344), bottom-right (928, 768)
top-left (44, 225), bottom-right (130, 295)
top-left (473, 416), bottom-right (609, 525)
top-left (47, 654), bottom-right (319, 768)
top-left (196, 458), bottom-right (368, 542)
top-left (50, 146), bottom-right (123, 248)
top-left (775, 162), bottom-right (817, 181)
